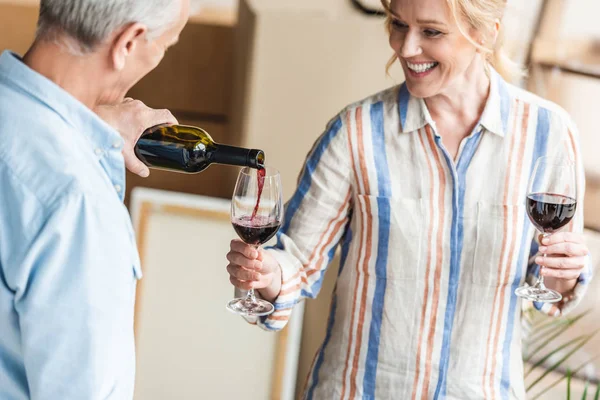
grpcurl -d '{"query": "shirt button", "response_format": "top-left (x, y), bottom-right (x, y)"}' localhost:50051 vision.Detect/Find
top-left (112, 142), bottom-right (122, 149)
top-left (95, 148), bottom-right (103, 155)
top-left (114, 184), bottom-right (122, 192)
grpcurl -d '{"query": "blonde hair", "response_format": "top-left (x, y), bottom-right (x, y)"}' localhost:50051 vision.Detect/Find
top-left (381, 0), bottom-right (525, 83)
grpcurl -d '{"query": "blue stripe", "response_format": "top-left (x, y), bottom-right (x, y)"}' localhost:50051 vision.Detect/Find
top-left (496, 73), bottom-right (511, 135)
top-left (363, 102), bottom-right (392, 399)
top-left (306, 227), bottom-right (353, 400)
top-left (398, 84), bottom-right (410, 131)
top-left (434, 130), bottom-right (483, 399)
top-left (500, 106), bottom-right (549, 399)
top-left (277, 117), bottom-right (343, 245)
top-left (301, 246), bottom-right (338, 298)
top-left (273, 300), bottom-right (299, 310)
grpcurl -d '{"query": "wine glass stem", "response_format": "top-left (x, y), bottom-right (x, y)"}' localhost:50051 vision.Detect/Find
top-left (245, 288), bottom-right (256, 303)
top-left (537, 233), bottom-right (550, 288)
top-left (245, 245), bottom-right (260, 303)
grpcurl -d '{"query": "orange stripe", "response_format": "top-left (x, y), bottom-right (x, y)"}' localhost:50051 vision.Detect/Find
top-left (279, 283), bottom-right (302, 296)
top-left (348, 106), bottom-right (374, 400)
top-left (411, 128), bottom-right (438, 400)
top-left (421, 125), bottom-right (448, 399)
top-left (482, 100), bottom-right (520, 398)
top-left (488, 103), bottom-right (530, 398)
top-left (268, 314), bottom-right (291, 321)
top-left (340, 108), bottom-right (364, 400)
top-left (305, 190), bottom-right (353, 277)
top-left (284, 271), bottom-right (301, 285)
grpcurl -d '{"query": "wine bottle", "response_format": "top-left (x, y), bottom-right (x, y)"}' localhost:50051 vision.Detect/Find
top-left (134, 124), bottom-right (265, 173)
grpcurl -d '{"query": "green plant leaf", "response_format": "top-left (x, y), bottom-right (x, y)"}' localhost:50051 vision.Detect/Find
top-left (526, 310), bottom-right (591, 345)
top-left (527, 316), bottom-right (573, 345)
top-left (526, 333), bottom-right (598, 392)
top-left (593, 384), bottom-right (599, 400)
top-left (567, 369), bottom-right (571, 400)
top-left (526, 334), bottom-right (589, 378)
top-left (529, 355), bottom-right (600, 400)
top-left (525, 312), bottom-right (590, 362)
top-left (582, 381), bottom-right (589, 400)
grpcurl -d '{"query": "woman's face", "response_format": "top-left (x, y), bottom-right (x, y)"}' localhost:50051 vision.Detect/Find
top-left (388, 0), bottom-right (483, 99)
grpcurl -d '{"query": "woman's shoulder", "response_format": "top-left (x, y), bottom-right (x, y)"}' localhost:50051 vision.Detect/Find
top-left (334, 84), bottom-right (403, 120)
top-left (503, 81), bottom-right (576, 129)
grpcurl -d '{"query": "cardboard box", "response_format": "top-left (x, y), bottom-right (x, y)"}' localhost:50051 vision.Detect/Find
top-left (230, 0), bottom-right (403, 200)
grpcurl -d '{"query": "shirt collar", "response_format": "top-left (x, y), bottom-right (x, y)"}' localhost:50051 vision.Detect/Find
top-left (0, 51), bottom-right (125, 152)
top-left (397, 66), bottom-right (511, 137)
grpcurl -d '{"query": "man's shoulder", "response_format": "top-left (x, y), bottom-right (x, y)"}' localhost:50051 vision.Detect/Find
top-left (0, 92), bottom-right (97, 208)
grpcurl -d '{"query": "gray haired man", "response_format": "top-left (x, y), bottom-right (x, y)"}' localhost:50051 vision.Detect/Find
top-left (0, 1), bottom-right (195, 398)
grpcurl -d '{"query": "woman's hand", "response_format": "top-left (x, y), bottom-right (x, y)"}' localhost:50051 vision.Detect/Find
top-left (536, 232), bottom-right (588, 293)
top-left (226, 239), bottom-right (282, 303)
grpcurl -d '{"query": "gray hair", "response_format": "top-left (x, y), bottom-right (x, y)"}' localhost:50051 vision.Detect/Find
top-left (36, 0), bottom-right (196, 54)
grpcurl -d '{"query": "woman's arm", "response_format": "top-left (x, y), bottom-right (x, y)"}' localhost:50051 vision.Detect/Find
top-left (226, 114), bottom-right (353, 331)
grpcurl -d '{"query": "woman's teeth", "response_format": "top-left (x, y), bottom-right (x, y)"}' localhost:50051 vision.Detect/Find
top-left (406, 62), bottom-right (438, 73)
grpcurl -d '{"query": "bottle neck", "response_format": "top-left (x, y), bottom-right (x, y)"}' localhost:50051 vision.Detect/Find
top-left (210, 144), bottom-right (264, 169)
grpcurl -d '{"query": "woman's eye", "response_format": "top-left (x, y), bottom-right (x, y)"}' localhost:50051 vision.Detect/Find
top-left (391, 19), bottom-right (408, 30)
top-left (424, 29), bottom-right (442, 38)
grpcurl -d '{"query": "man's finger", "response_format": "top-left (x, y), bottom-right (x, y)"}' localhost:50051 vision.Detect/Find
top-left (143, 108), bottom-right (178, 128)
top-left (124, 152), bottom-right (150, 178)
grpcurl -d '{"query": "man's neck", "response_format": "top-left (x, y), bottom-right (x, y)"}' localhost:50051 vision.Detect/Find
top-left (23, 40), bottom-right (105, 110)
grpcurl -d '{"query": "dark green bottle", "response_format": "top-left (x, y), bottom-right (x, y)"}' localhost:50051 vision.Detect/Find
top-left (134, 124), bottom-right (265, 173)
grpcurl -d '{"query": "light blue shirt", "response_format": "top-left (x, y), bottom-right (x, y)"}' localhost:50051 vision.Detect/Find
top-left (0, 51), bottom-right (142, 399)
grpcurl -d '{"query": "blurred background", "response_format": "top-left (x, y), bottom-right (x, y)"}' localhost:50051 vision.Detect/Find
top-left (0, 0), bottom-right (599, 398)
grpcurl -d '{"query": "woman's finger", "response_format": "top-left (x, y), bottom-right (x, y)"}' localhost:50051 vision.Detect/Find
top-left (226, 251), bottom-right (262, 270)
top-left (226, 263), bottom-right (260, 281)
top-left (540, 267), bottom-right (581, 280)
top-left (539, 232), bottom-right (583, 246)
top-left (535, 255), bottom-right (586, 270)
top-left (538, 241), bottom-right (588, 257)
top-left (230, 239), bottom-right (258, 259)
top-left (229, 276), bottom-right (254, 290)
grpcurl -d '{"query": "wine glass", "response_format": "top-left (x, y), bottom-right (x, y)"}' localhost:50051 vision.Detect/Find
top-left (227, 166), bottom-right (283, 316)
top-left (515, 155), bottom-right (577, 303)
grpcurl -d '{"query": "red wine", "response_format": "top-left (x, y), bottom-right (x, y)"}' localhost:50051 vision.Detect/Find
top-left (526, 193), bottom-right (577, 233)
top-left (134, 124), bottom-right (264, 173)
top-left (232, 216), bottom-right (280, 245)
top-left (251, 167), bottom-right (266, 220)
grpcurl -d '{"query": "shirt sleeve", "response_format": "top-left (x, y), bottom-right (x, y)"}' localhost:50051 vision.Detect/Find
top-left (8, 189), bottom-right (138, 399)
top-left (526, 116), bottom-right (592, 317)
top-left (252, 114), bottom-right (353, 331)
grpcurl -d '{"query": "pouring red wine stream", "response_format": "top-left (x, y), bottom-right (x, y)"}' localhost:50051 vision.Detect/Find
top-left (251, 167), bottom-right (266, 221)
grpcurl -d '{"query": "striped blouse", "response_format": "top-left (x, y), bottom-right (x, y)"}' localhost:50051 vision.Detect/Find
top-left (257, 69), bottom-right (592, 399)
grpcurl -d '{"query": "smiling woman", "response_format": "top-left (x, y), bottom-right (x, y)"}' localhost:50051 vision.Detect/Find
top-left (222, 0), bottom-right (592, 398)
top-left (381, 0), bottom-right (523, 84)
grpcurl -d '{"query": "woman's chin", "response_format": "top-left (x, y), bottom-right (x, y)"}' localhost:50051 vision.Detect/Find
top-left (405, 82), bottom-right (438, 100)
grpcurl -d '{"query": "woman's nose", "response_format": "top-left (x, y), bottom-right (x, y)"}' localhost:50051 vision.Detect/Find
top-left (399, 31), bottom-right (423, 58)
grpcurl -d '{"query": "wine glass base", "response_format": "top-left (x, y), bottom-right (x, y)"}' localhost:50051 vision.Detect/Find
top-left (515, 285), bottom-right (562, 303)
top-left (226, 297), bottom-right (274, 317)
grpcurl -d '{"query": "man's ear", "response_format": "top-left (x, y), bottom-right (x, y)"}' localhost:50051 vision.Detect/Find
top-left (110, 22), bottom-right (147, 71)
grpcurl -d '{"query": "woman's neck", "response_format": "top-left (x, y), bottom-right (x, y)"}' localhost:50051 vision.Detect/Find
top-left (425, 57), bottom-right (491, 129)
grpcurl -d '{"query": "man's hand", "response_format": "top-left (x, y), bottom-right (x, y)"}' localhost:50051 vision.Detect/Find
top-left (95, 98), bottom-right (178, 177)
